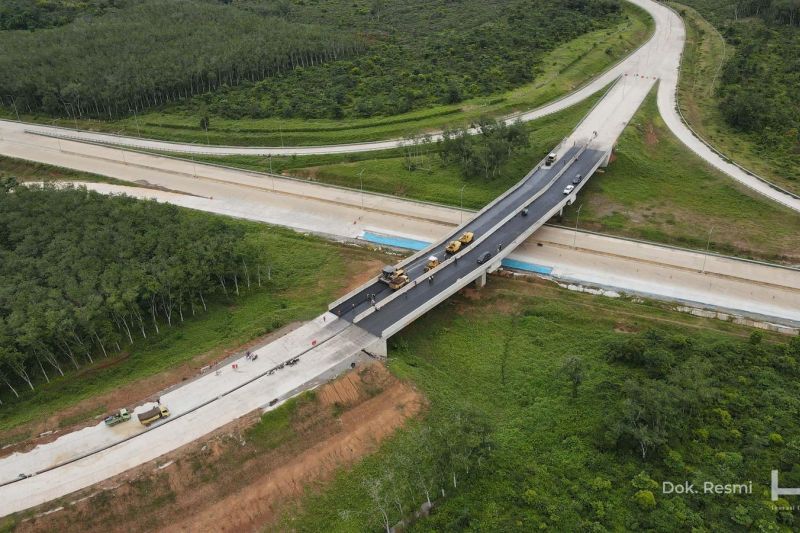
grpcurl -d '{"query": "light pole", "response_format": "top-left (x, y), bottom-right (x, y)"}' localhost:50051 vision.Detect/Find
top-left (268, 155), bottom-right (275, 191)
top-left (130, 107), bottom-right (141, 137)
top-left (459, 184), bottom-right (466, 224)
top-left (358, 168), bottom-right (365, 209)
top-left (572, 203), bottom-right (583, 249)
top-left (5, 96), bottom-right (20, 121)
top-left (190, 142), bottom-right (197, 178)
top-left (701, 226), bottom-right (714, 273)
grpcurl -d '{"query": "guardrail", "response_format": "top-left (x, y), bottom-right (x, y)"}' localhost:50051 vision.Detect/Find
top-left (545, 223), bottom-right (800, 273)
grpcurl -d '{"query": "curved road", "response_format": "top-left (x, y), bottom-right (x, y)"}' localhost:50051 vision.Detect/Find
top-left (5, 0), bottom-right (798, 210)
top-left (0, 0), bottom-right (798, 519)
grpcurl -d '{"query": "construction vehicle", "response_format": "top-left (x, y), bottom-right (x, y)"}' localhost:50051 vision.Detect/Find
top-left (458, 232), bottom-right (474, 245)
top-left (380, 265), bottom-right (406, 285)
top-left (389, 273), bottom-right (410, 290)
top-left (104, 408), bottom-right (131, 427)
top-left (137, 404), bottom-right (170, 426)
top-left (445, 240), bottom-right (462, 254)
top-left (425, 255), bottom-right (440, 272)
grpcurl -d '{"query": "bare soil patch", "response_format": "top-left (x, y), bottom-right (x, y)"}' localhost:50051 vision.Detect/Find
top-left (17, 362), bottom-right (425, 533)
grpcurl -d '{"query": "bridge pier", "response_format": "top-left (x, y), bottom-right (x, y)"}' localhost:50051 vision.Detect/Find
top-left (601, 148), bottom-right (613, 167)
top-left (364, 337), bottom-right (388, 359)
top-left (474, 271), bottom-right (487, 289)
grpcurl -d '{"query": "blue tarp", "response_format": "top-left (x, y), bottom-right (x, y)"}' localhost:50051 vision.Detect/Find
top-left (500, 258), bottom-right (553, 275)
top-left (361, 231), bottom-right (430, 251)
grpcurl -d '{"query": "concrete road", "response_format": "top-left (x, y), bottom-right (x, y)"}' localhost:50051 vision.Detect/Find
top-left (47, 181), bottom-right (800, 327)
top-left (0, 317), bottom-right (378, 516)
top-left (2, 1), bottom-right (797, 211)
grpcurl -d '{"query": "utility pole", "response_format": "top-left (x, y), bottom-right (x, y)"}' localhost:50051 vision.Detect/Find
top-left (701, 226), bottom-right (714, 273)
top-left (459, 184), bottom-right (466, 224)
top-left (358, 168), bottom-right (365, 209)
top-left (130, 107), bottom-right (141, 137)
top-left (572, 204), bottom-right (583, 249)
top-left (6, 97), bottom-right (20, 121)
top-left (269, 155), bottom-right (275, 191)
top-left (190, 142), bottom-right (197, 178)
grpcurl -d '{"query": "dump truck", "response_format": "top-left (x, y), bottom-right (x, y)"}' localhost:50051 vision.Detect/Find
top-left (425, 255), bottom-right (440, 272)
top-left (104, 408), bottom-right (131, 427)
top-left (380, 265), bottom-right (406, 285)
top-left (138, 404), bottom-right (170, 426)
top-left (445, 240), bottom-right (462, 254)
top-left (458, 232), bottom-right (474, 245)
top-left (389, 273), bottom-right (410, 290)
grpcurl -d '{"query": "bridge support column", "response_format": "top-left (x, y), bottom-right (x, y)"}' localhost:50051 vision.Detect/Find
top-left (364, 337), bottom-right (388, 359)
top-left (474, 271), bottom-right (487, 289)
top-left (601, 149), bottom-right (613, 167)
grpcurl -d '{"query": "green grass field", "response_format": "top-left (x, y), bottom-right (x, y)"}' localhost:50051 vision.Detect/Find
top-left (2, 3), bottom-right (651, 146)
top-left (276, 277), bottom-right (799, 531)
top-left (0, 216), bottom-right (383, 439)
top-left (561, 90), bottom-right (800, 264)
top-left (672, 2), bottom-right (800, 195)
top-left (190, 92), bottom-right (603, 210)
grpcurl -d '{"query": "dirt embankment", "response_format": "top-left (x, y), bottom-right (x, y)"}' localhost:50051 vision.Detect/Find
top-left (17, 362), bottom-right (425, 533)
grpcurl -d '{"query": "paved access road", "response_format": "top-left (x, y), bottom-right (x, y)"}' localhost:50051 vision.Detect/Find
top-left (4, 0), bottom-right (797, 210)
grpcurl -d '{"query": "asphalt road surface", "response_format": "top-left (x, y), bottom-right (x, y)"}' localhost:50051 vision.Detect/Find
top-left (333, 147), bottom-right (607, 335)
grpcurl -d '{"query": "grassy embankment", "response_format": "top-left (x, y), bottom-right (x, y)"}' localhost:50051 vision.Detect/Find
top-left (561, 90), bottom-right (800, 264)
top-left (0, 210), bottom-right (388, 441)
top-left (1, 3), bottom-right (651, 146)
top-left (185, 92), bottom-right (603, 210)
top-left (672, 2), bottom-right (800, 195)
top-left (0, 155), bottom-right (122, 185)
top-left (276, 277), bottom-right (799, 531)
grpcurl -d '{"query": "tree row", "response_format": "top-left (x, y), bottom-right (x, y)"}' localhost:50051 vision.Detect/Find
top-left (0, 181), bottom-right (262, 401)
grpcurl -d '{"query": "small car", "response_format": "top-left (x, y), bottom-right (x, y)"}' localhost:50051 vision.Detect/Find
top-left (572, 174), bottom-right (583, 184)
top-left (563, 185), bottom-right (575, 195)
top-left (521, 207), bottom-right (529, 216)
top-left (477, 251), bottom-right (493, 264)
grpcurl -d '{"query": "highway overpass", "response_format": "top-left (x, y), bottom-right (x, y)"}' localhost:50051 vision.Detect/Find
top-left (331, 143), bottom-right (608, 341)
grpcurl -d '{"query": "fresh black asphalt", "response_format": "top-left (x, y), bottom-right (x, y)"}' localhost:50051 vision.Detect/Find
top-left (331, 147), bottom-right (606, 335)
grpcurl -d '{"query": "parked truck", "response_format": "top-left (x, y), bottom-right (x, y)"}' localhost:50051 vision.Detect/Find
top-left (137, 404), bottom-right (170, 426)
top-left (104, 408), bottom-right (131, 427)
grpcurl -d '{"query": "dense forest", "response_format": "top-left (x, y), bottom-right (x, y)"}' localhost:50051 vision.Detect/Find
top-left (283, 288), bottom-right (800, 531)
top-left (0, 0), bottom-right (362, 119)
top-left (0, 0), bottom-right (121, 30)
top-left (0, 0), bottom-right (624, 121)
top-left (679, 0), bottom-right (800, 183)
top-left (0, 181), bottom-right (259, 400)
